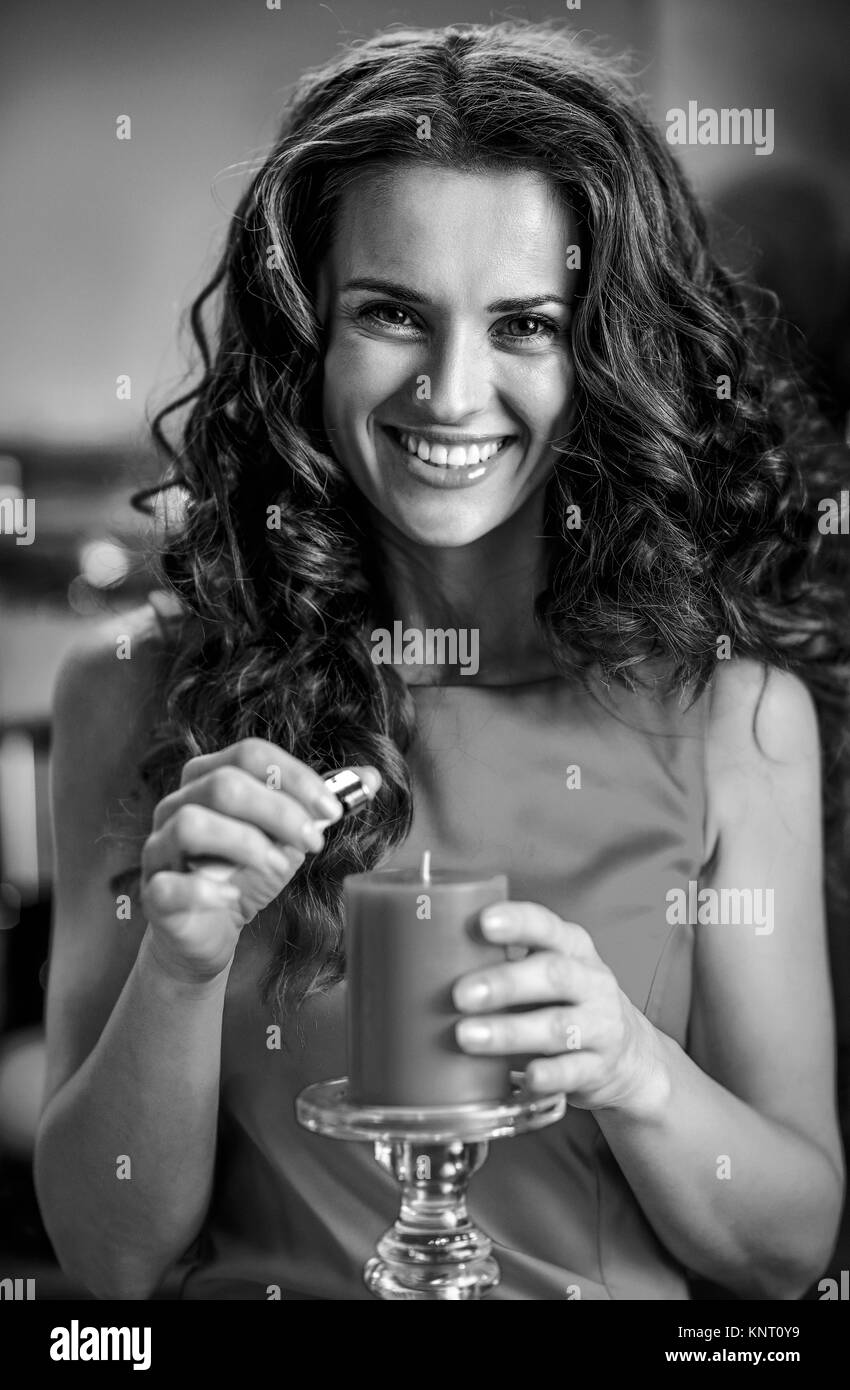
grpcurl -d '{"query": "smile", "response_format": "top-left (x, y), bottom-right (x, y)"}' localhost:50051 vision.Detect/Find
top-left (392, 429), bottom-right (513, 468)
top-left (378, 425), bottom-right (518, 491)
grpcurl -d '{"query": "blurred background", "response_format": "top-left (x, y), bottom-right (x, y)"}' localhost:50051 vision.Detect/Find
top-left (1, 0), bottom-right (848, 1298)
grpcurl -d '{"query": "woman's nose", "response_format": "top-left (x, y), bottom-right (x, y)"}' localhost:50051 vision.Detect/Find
top-left (421, 326), bottom-right (493, 422)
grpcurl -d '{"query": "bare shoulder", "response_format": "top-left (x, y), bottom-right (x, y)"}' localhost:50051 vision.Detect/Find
top-left (702, 657), bottom-right (820, 857)
top-left (54, 596), bottom-right (180, 727)
top-left (705, 657), bottom-right (818, 766)
top-left (51, 596), bottom-right (187, 843)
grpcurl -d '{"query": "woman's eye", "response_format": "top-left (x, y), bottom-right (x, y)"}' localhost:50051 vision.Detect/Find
top-left (358, 302), bottom-right (420, 332)
top-left (497, 315), bottom-right (559, 345)
top-left (353, 304), bottom-right (562, 346)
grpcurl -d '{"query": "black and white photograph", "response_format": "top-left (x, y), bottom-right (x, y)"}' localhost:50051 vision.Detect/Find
top-left (1, 0), bottom-right (850, 1356)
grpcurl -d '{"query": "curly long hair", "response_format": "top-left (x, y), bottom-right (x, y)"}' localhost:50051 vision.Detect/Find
top-left (127, 20), bottom-right (850, 1021)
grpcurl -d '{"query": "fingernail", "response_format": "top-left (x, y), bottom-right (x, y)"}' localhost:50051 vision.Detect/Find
top-left (315, 793), bottom-right (343, 820)
top-left (528, 1062), bottom-right (553, 1090)
top-left (457, 1021), bottom-right (492, 1047)
top-left (268, 848), bottom-right (291, 877)
top-left (456, 979), bottom-right (491, 1007)
top-left (481, 909), bottom-right (510, 935)
top-left (302, 821), bottom-right (326, 852)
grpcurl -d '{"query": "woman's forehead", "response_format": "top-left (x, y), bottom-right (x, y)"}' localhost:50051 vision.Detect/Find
top-left (321, 164), bottom-right (580, 302)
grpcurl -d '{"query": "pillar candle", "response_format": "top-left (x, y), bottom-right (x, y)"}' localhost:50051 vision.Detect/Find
top-left (343, 858), bottom-right (512, 1106)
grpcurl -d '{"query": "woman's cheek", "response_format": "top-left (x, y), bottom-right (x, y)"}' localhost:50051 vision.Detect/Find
top-left (499, 351), bottom-right (575, 437)
top-left (322, 343), bottom-right (366, 450)
top-left (327, 343), bottom-right (403, 425)
top-left (532, 349), bottom-right (576, 418)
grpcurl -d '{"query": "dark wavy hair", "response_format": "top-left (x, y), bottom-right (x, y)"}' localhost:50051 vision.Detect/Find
top-left (126, 19), bottom-right (850, 1022)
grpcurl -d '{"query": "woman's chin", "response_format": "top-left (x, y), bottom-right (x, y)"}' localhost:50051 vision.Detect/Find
top-left (385, 515), bottom-right (502, 549)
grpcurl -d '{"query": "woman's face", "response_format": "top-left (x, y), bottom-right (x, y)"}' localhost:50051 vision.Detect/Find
top-left (317, 163), bottom-right (580, 548)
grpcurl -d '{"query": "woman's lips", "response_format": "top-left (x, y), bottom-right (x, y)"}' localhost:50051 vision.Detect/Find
top-left (379, 425), bottom-right (517, 489)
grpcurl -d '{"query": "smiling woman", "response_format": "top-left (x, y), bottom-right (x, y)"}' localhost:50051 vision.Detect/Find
top-left (318, 165), bottom-right (578, 528)
top-left (34, 20), bottom-right (850, 1303)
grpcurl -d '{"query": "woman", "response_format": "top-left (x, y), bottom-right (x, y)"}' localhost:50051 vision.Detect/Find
top-left (35, 21), bottom-right (848, 1300)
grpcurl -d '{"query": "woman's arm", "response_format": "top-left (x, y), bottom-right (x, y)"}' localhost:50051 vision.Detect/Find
top-left (454, 659), bottom-right (844, 1299)
top-left (34, 619), bottom-right (231, 1299)
top-left (595, 659), bottom-right (845, 1298)
top-left (35, 612), bottom-right (348, 1299)
top-left (36, 935), bottom-right (231, 1300)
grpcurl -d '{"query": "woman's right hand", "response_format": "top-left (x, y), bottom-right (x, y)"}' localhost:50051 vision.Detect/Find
top-left (140, 738), bottom-right (380, 984)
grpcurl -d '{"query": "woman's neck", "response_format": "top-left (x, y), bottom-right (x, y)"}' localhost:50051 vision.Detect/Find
top-left (367, 488), bottom-right (559, 685)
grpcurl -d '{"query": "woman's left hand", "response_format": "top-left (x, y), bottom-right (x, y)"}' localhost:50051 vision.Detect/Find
top-left (453, 901), bottom-right (668, 1115)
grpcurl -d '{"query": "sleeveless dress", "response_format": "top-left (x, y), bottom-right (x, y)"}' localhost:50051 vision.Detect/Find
top-left (163, 631), bottom-right (710, 1302)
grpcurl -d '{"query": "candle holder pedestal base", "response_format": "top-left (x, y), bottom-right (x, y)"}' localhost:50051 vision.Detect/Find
top-left (296, 1074), bottom-right (566, 1300)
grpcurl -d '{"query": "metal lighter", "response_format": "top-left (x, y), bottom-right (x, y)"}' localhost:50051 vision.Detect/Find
top-left (313, 768), bottom-right (372, 828)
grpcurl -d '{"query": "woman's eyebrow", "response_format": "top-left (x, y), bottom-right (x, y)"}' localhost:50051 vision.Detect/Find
top-left (340, 277), bottom-right (571, 312)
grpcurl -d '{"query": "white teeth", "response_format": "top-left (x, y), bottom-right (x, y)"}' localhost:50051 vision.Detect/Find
top-left (398, 431), bottom-right (507, 466)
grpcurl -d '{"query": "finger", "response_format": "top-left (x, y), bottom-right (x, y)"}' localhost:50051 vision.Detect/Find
top-left (524, 1051), bottom-right (601, 1096)
top-left (181, 843), bottom-right (307, 883)
top-left (140, 869), bottom-right (242, 917)
top-left (178, 739), bottom-right (342, 820)
top-left (349, 766), bottom-right (382, 797)
top-left (152, 767), bottom-right (327, 851)
top-left (142, 805), bottom-right (295, 881)
top-left (456, 1005), bottom-right (589, 1057)
top-left (479, 901), bottom-right (597, 959)
top-left (452, 949), bottom-right (591, 1012)
top-left (181, 856), bottom-right (240, 884)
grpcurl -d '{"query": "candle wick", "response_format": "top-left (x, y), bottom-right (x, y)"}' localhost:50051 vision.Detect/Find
top-left (421, 850), bottom-right (431, 884)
